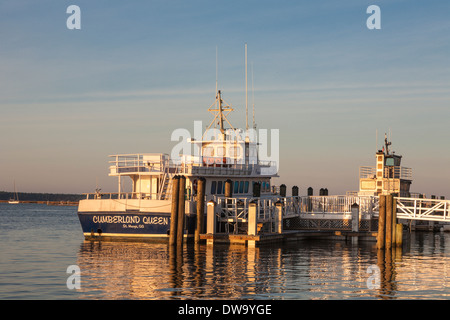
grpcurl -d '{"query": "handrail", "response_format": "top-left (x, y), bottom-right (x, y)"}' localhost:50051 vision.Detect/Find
top-left (396, 197), bottom-right (450, 222)
top-left (359, 165), bottom-right (412, 180)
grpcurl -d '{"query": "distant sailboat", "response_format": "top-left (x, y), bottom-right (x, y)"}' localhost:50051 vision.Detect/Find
top-left (9, 181), bottom-right (19, 204)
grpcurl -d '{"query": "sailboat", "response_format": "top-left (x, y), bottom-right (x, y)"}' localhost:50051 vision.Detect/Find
top-left (9, 181), bottom-right (19, 204)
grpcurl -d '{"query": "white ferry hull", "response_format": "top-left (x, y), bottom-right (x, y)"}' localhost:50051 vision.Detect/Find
top-left (77, 199), bottom-right (196, 242)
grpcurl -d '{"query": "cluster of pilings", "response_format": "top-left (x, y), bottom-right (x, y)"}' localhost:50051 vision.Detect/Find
top-left (169, 175), bottom-right (206, 247)
top-left (377, 194), bottom-right (403, 250)
top-left (277, 185), bottom-right (328, 197)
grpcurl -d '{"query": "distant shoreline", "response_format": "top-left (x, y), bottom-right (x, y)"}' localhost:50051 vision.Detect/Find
top-left (0, 191), bottom-right (84, 204)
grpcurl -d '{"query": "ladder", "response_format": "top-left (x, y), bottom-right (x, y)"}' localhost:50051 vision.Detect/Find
top-left (159, 167), bottom-right (179, 200)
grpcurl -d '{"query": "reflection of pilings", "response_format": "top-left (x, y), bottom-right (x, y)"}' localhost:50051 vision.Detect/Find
top-left (378, 247), bottom-right (401, 298)
top-left (168, 245), bottom-right (184, 297)
top-left (193, 243), bottom-right (205, 296)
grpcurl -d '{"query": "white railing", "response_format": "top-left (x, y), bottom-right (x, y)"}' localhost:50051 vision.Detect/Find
top-left (214, 196), bottom-right (277, 223)
top-left (396, 197), bottom-right (450, 222)
top-left (109, 153), bottom-right (276, 177)
top-left (298, 195), bottom-right (379, 215)
top-left (213, 195), bottom-right (379, 222)
top-left (359, 165), bottom-right (412, 180)
top-left (83, 192), bottom-right (195, 202)
top-left (360, 166), bottom-right (377, 179)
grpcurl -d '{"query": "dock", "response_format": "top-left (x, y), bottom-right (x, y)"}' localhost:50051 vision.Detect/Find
top-left (201, 230), bottom-right (378, 246)
top-left (197, 192), bottom-right (450, 247)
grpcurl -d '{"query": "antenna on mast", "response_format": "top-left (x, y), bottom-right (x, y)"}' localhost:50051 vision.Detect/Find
top-left (376, 129), bottom-right (378, 152)
top-left (252, 61), bottom-right (256, 130)
top-left (216, 45), bottom-right (218, 94)
top-left (245, 43), bottom-right (248, 131)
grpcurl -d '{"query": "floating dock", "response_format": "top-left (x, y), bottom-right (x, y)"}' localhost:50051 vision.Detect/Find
top-left (201, 230), bottom-right (378, 246)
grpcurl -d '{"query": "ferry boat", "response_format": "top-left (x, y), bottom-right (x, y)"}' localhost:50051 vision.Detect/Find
top-left (77, 89), bottom-right (278, 241)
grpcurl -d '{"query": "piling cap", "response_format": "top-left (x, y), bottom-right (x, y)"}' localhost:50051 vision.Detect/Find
top-left (351, 203), bottom-right (359, 208)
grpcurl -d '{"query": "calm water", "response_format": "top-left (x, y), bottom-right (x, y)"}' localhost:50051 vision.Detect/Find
top-left (1, 203), bottom-right (449, 300)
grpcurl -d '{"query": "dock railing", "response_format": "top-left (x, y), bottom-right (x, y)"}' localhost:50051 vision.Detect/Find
top-left (396, 197), bottom-right (450, 222)
top-left (213, 195), bottom-right (379, 219)
top-left (299, 195), bottom-right (379, 215)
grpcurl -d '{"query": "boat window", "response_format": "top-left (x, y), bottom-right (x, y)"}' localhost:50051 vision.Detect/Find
top-left (244, 181), bottom-right (249, 193)
top-left (211, 181), bottom-right (217, 194)
top-left (267, 181), bottom-right (270, 192)
top-left (234, 181), bottom-right (239, 194)
top-left (217, 181), bottom-right (223, 195)
top-left (239, 181), bottom-right (244, 193)
top-left (385, 158), bottom-right (395, 166)
top-left (203, 146), bottom-right (214, 157)
top-left (262, 181), bottom-right (266, 192)
top-left (216, 146), bottom-right (226, 157)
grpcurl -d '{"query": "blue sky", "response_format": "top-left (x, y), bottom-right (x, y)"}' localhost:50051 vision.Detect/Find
top-left (1, 0), bottom-right (449, 197)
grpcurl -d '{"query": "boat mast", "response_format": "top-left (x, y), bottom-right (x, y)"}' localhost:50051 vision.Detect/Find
top-left (252, 61), bottom-right (256, 130)
top-left (218, 90), bottom-right (224, 134)
top-left (245, 43), bottom-right (248, 131)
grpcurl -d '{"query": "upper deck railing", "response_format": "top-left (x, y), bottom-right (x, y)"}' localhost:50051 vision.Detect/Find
top-left (359, 166), bottom-right (412, 180)
top-left (108, 153), bottom-right (276, 177)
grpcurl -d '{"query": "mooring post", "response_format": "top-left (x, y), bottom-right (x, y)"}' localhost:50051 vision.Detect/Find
top-left (351, 203), bottom-right (360, 232)
top-left (206, 200), bottom-right (216, 235)
top-left (248, 201), bottom-right (258, 236)
top-left (169, 176), bottom-right (180, 246)
top-left (351, 203), bottom-right (359, 244)
top-left (225, 179), bottom-right (232, 198)
top-left (386, 194), bottom-right (393, 249)
top-left (377, 195), bottom-right (386, 250)
top-left (275, 201), bottom-right (283, 234)
top-left (195, 177), bottom-right (205, 243)
top-left (177, 175), bottom-right (186, 247)
top-left (280, 184), bottom-right (286, 197)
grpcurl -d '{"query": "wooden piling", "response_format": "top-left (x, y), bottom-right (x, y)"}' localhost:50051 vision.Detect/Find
top-left (248, 201), bottom-right (258, 236)
top-left (225, 179), bottom-right (232, 198)
top-left (392, 196), bottom-right (397, 246)
top-left (275, 201), bottom-right (283, 234)
top-left (169, 176), bottom-right (180, 246)
top-left (386, 194), bottom-right (393, 249)
top-left (396, 223), bottom-right (403, 247)
top-left (195, 177), bottom-right (205, 243)
top-left (377, 195), bottom-right (386, 250)
top-left (177, 175), bottom-right (186, 247)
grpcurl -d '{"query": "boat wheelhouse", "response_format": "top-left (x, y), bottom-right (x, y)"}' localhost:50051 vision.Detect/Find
top-left (358, 134), bottom-right (412, 197)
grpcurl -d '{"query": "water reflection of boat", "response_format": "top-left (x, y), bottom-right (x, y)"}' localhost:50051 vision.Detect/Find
top-left (73, 238), bottom-right (450, 300)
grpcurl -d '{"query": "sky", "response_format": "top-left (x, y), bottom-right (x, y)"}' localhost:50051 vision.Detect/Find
top-left (1, 0), bottom-right (449, 198)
